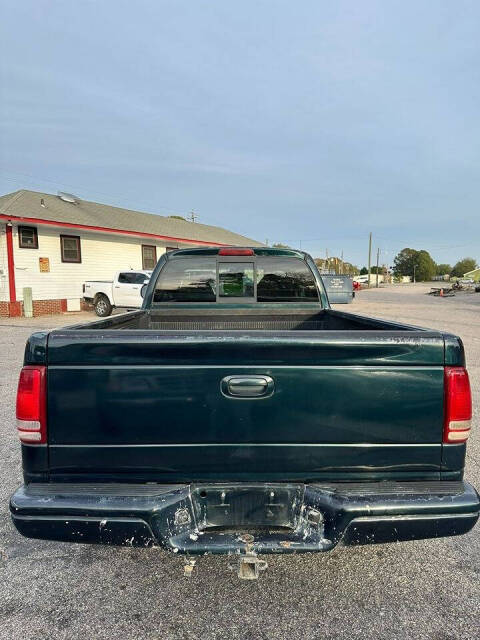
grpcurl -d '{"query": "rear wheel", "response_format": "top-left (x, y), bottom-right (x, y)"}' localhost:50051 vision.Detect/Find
top-left (94, 294), bottom-right (112, 317)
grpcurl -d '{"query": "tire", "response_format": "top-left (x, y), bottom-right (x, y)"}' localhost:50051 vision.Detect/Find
top-left (94, 294), bottom-right (112, 317)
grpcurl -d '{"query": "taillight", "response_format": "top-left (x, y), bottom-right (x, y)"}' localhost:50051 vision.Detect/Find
top-left (218, 248), bottom-right (254, 256)
top-left (444, 367), bottom-right (472, 443)
top-left (16, 365), bottom-right (47, 444)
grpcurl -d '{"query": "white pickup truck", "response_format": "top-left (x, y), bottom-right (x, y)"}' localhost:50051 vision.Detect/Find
top-left (83, 270), bottom-right (152, 317)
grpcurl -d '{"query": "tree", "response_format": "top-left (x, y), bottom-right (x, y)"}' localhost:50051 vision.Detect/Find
top-left (314, 257), bottom-right (358, 275)
top-left (342, 262), bottom-right (359, 276)
top-left (393, 248), bottom-right (436, 282)
top-left (168, 215), bottom-right (187, 221)
top-left (360, 266), bottom-right (368, 275)
top-left (436, 264), bottom-right (452, 276)
top-left (272, 242), bottom-right (291, 249)
top-left (451, 257), bottom-right (477, 278)
top-left (393, 248), bottom-right (418, 278)
top-left (415, 250), bottom-right (436, 282)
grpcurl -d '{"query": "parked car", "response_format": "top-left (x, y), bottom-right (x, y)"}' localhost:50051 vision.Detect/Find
top-left (83, 270), bottom-right (151, 316)
top-left (353, 274), bottom-right (369, 284)
top-left (10, 247), bottom-right (479, 579)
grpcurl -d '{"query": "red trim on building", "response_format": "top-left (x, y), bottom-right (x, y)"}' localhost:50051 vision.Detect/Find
top-left (0, 213), bottom-right (231, 247)
top-left (5, 223), bottom-right (16, 302)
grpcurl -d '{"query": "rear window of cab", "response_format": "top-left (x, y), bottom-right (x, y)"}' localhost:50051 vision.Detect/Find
top-left (153, 256), bottom-right (319, 303)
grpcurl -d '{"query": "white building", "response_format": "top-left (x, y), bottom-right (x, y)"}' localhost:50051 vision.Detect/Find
top-left (0, 190), bottom-right (262, 317)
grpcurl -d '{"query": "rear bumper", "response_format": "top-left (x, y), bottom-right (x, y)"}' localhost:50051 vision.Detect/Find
top-left (10, 481), bottom-right (479, 554)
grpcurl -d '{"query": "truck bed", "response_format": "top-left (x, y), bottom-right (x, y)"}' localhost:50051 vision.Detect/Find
top-left (65, 308), bottom-right (422, 332)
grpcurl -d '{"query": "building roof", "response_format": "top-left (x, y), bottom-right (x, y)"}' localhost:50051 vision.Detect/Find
top-left (0, 190), bottom-right (263, 247)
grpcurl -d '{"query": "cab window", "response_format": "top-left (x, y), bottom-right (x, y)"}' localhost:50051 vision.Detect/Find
top-left (118, 272), bottom-right (149, 284)
top-left (154, 258), bottom-right (216, 302)
top-left (256, 257), bottom-right (318, 302)
top-left (218, 263), bottom-right (254, 298)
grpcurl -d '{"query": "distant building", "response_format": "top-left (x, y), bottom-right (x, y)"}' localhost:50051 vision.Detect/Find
top-left (463, 268), bottom-right (480, 282)
top-left (0, 190), bottom-right (262, 317)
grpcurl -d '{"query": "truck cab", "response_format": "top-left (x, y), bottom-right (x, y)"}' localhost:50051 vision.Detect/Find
top-left (83, 270), bottom-right (151, 316)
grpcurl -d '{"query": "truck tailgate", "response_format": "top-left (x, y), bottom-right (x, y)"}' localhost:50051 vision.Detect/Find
top-left (46, 330), bottom-right (446, 482)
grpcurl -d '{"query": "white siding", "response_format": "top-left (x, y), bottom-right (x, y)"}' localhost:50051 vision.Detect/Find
top-left (11, 223), bottom-right (169, 302)
top-left (0, 224), bottom-right (8, 302)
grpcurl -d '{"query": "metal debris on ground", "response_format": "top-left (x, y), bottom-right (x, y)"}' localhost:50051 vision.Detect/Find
top-left (183, 559), bottom-right (196, 577)
top-left (428, 287), bottom-right (455, 297)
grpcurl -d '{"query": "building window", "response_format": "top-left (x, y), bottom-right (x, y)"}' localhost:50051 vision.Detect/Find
top-left (60, 235), bottom-right (81, 263)
top-left (142, 245), bottom-right (157, 270)
top-left (18, 226), bottom-right (38, 249)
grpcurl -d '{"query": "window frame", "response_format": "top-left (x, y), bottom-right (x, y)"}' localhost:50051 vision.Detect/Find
top-left (142, 244), bottom-right (157, 270)
top-left (18, 225), bottom-right (39, 249)
top-left (60, 234), bottom-right (82, 263)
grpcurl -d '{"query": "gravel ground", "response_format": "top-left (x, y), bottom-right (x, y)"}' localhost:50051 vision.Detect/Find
top-left (0, 286), bottom-right (479, 640)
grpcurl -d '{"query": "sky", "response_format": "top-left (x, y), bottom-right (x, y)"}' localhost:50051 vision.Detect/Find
top-left (1, 0), bottom-right (480, 268)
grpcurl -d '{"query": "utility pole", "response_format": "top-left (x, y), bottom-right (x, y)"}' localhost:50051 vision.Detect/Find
top-left (189, 210), bottom-right (198, 223)
top-left (326, 248), bottom-right (329, 273)
top-left (413, 264), bottom-right (417, 284)
top-left (376, 247), bottom-right (380, 288)
top-left (367, 232), bottom-right (372, 288)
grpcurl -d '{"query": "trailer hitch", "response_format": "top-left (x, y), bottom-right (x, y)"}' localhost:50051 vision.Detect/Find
top-left (237, 551), bottom-right (268, 580)
top-left (229, 534), bottom-right (268, 580)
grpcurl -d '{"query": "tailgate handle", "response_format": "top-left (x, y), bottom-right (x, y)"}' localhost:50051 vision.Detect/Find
top-left (221, 375), bottom-right (274, 399)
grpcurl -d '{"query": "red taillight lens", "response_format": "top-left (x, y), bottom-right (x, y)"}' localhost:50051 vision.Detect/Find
top-left (16, 366), bottom-right (47, 443)
top-left (218, 248), bottom-right (254, 256)
top-left (444, 367), bottom-right (472, 443)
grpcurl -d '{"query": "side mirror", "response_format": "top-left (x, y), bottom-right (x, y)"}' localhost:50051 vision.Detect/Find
top-left (140, 284), bottom-right (147, 298)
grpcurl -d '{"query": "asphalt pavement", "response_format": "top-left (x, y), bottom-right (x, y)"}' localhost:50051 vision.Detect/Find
top-left (0, 284), bottom-right (479, 640)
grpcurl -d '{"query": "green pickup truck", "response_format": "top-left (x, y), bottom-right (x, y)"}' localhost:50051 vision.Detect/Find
top-left (10, 247), bottom-right (479, 579)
